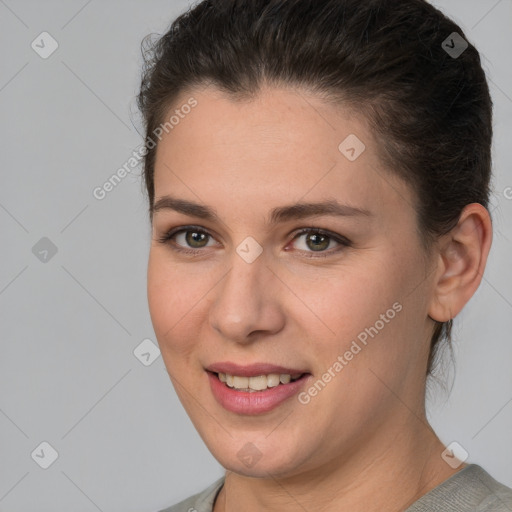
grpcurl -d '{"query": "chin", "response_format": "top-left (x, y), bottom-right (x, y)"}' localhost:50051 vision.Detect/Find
top-left (207, 437), bottom-right (309, 479)
top-left (223, 458), bottom-right (300, 479)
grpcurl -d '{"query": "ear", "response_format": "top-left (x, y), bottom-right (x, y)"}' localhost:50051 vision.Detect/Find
top-left (428, 203), bottom-right (493, 322)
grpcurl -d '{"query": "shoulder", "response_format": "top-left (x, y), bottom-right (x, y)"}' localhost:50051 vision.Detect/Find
top-left (406, 464), bottom-right (512, 512)
top-left (156, 477), bottom-right (225, 512)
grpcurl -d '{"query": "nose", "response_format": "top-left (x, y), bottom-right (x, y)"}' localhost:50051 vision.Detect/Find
top-left (208, 251), bottom-right (286, 344)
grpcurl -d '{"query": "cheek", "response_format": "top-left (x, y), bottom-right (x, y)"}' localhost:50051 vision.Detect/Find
top-left (297, 254), bottom-right (420, 373)
top-left (294, 267), bottom-right (418, 436)
top-left (147, 253), bottom-right (199, 365)
top-left (300, 262), bottom-right (403, 337)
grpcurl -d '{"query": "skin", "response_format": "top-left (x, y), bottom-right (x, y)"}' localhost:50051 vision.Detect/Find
top-left (147, 83), bottom-right (492, 512)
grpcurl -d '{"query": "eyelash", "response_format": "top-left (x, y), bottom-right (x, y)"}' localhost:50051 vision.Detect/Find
top-left (156, 225), bottom-right (351, 259)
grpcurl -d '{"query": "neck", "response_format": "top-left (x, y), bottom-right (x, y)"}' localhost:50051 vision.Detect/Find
top-left (214, 417), bottom-right (463, 512)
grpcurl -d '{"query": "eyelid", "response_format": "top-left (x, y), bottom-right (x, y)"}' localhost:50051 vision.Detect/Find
top-left (157, 224), bottom-right (351, 256)
top-left (291, 227), bottom-right (351, 246)
top-left (287, 227), bottom-right (350, 258)
top-left (156, 225), bottom-right (220, 252)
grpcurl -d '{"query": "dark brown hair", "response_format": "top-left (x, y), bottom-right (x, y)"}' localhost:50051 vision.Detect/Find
top-left (137, 0), bottom-right (493, 376)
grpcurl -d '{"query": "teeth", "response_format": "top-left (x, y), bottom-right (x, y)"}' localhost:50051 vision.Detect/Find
top-left (249, 375), bottom-right (267, 391)
top-left (233, 376), bottom-right (249, 389)
top-left (217, 372), bottom-right (302, 391)
top-left (266, 374), bottom-right (280, 387)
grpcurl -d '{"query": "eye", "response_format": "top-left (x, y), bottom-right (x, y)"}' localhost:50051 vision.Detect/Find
top-left (288, 228), bottom-right (350, 258)
top-left (157, 226), bottom-right (218, 254)
top-left (157, 225), bottom-right (350, 258)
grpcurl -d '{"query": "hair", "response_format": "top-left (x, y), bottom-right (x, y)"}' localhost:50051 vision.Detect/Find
top-left (137, 0), bottom-right (493, 377)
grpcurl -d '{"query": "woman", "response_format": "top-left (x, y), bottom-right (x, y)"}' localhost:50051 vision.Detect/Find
top-left (137, 0), bottom-right (512, 510)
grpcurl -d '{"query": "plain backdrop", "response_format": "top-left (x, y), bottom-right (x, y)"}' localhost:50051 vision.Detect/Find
top-left (0, 1), bottom-right (511, 511)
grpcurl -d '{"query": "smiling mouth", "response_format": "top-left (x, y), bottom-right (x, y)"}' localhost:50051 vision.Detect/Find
top-left (208, 371), bottom-right (308, 392)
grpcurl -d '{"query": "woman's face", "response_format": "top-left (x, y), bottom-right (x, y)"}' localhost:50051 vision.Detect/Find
top-left (147, 84), bottom-right (438, 477)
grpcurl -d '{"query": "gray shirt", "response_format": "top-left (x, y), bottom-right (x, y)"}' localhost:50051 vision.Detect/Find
top-left (159, 464), bottom-right (512, 512)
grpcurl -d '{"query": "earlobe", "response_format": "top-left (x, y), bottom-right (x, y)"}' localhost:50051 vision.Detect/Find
top-left (428, 203), bottom-right (493, 323)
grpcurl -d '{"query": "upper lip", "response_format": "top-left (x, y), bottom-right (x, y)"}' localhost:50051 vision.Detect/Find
top-left (206, 362), bottom-right (309, 378)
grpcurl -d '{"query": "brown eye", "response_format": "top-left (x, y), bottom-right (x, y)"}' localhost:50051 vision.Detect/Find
top-left (290, 228), bottom-right (350, 258)
top-left (184, 230), bottom-right (210, 248)
top-left (157, 226), bottom-right (217, 252)
top-left (303, 232), bottom-right (330, 251)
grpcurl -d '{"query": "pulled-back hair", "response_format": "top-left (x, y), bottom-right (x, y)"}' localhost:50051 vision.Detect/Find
top-left (137, 0), bottom-right (493, 376)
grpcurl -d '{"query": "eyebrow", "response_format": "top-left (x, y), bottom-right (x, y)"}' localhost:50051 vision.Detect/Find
top-left (152, 195), bottom-right (372, 225)
top-left (151, 195), bottom-right (373, 225)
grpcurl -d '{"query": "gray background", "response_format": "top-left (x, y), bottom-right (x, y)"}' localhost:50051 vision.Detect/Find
top-left (0, 0), bottom-right (511, 511)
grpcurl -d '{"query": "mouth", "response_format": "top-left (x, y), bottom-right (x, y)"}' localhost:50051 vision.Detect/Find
top-left (205, 368), bottom-right (312, 415)
top-left (206, 370), bottom-right (308, 392)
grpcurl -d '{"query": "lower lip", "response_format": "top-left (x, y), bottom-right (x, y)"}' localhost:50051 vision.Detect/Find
top-left (207, 371), bottom-right (311, 415)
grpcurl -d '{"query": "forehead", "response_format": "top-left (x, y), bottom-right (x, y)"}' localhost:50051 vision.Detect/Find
top-left (156, 84), bottom-right (368, 165)
top-left (152, 84), bottom-right (414, 222)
